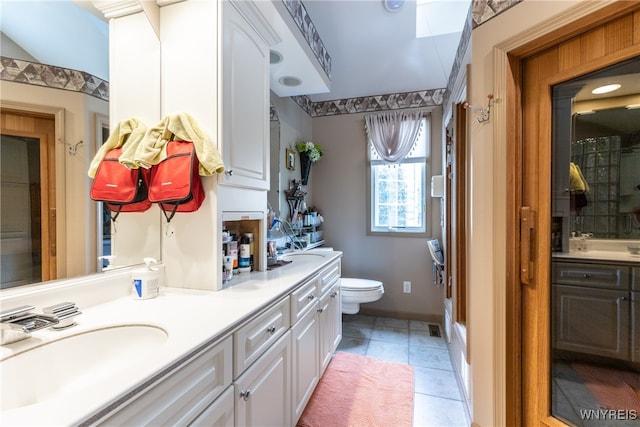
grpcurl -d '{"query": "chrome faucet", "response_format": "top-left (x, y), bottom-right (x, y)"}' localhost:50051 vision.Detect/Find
top-left (43, 302), bottom-right (81, 330)
top-left (1, 302), bottom-right (81, 345)
top-left (1, 305), bottom-right (59, 345)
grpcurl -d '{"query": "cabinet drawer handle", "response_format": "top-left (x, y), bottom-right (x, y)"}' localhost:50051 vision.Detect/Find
top-left (317, 307), bottom-right (324, 313)
top-left (307, 294), bottom-right (315, 300)
top-left (330, 291), bottom-right (338, 298)
top-left (583, 273), bottom-right (592, 279)
top-left (224, 169), bottom-right (234, 176)
top-left (266, 325), bottom-right (276, 334)
top-left (240, 390), bottom-right (251, 401)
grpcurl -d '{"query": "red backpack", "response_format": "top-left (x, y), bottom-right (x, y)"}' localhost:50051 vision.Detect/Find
top-left (148, 140), bottom-right (205, 222)
top-left (90, 147), bottom-right (151, 221)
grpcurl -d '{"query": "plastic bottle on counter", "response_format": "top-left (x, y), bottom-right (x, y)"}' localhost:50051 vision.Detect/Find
top-left (245, 233), bottom-right (255, 271)
top-left (238, 234), bottom-right (251, 274)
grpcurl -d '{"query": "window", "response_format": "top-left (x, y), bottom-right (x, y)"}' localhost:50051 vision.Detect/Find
top-left (368, 117), bottom-right (429, 234)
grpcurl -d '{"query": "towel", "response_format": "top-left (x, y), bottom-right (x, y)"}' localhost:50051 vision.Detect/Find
top-left (131, 113), bottom-right (225, 176)
top-left (569, 162), bottom-right (589, 193)
top-left (88, 117), bottom-right (147, 178)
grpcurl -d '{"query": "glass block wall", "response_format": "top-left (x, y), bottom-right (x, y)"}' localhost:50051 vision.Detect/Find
top-left (570, 136), bottom-right (621, 238)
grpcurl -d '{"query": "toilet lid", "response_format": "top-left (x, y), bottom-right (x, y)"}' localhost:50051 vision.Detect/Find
top-left (341, 278), bottom-right (383, 291)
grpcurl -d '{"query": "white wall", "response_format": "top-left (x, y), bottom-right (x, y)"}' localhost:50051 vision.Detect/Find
top-left (0, 80), bottom-right (108, 279)
top-left (311, 107), bottom-right (444, 321)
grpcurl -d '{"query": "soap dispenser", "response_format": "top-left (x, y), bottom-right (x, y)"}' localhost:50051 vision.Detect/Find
top-left (131, 257), bottom-right (160, 300)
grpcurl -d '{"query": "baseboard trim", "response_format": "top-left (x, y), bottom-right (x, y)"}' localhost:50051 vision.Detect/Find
top-left (355, 308), bottom-right (443, 325)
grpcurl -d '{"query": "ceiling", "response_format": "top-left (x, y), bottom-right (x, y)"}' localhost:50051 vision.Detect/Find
top-left (0, 0), bottom-right (469, 102)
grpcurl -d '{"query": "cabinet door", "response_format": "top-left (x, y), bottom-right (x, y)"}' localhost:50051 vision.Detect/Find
top-left (318, 290), bottom-right (334, 373)
top-left (220, 1), bottom-right (269, 190)
top-left (189, 386), bottom-right (234, 427)
top-left (235, 331), bottom-right (291, 427)
top-left (329, 282), bottom-right (343, 354)
top-left (291, 303), bottom-right (320, 423)
top-left (552, 284), bottom-right (630, 360)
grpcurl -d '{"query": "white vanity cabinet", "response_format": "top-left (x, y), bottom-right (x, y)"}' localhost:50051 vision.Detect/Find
top-left (218, 0), bottom-right (270, 190)
top-left (97, 335), bottom-right (233, 426)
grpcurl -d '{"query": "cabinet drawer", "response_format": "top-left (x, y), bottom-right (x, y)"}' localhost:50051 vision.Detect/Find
top-left (552, 262), bottom-right (630, 290)
top-left (633, 267), bottom-right (640, 291)
top-left (291, 276), bottom-right (319, 324)
top-left (98, 335), bottom-right (233, 426)
top-left (234, 296), bottom-right (290, 378)
top-left (318, 260), bottom-right (341, 296)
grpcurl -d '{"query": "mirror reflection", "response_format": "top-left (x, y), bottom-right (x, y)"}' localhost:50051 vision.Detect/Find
top-left (0, 1), bottom-right (161, 289)
top-left (571, 81), bottom-right (640, 240)
top-left (551, 56), bottom-right (640, 426)
top-left (268, 107), bottom-right (281, 218)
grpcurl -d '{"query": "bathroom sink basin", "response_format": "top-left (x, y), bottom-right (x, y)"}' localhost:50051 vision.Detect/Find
top-left (0, 324), bottom-right (168, 410)
top-left (280, 253), bottom-right (324, 262)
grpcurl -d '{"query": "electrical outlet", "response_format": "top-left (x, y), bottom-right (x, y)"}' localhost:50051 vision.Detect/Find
top-left (403, 281), bottom-right (411, 293)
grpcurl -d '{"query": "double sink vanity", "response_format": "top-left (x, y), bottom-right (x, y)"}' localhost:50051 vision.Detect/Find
top-left (0, 250), bottom-right (342, 426)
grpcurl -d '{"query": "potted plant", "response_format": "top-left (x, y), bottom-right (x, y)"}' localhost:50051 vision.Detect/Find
top-left (296, 141), bottom-right (323, 185)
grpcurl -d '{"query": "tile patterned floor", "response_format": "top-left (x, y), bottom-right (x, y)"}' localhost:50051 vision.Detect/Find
top-left (337, 314), bottom-right (470, 427)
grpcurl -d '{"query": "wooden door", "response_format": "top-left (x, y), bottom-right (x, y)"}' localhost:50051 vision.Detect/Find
top-left (517, 5), bottom-right (640, 426)
top-left (0, 110), bottom-right (56, 287)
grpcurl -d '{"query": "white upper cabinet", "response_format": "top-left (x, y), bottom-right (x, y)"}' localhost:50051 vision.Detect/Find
top-left (218, 1), bottom-right (270, 190)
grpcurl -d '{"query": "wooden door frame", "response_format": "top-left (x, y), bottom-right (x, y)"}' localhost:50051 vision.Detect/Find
top-left (499, 2), bottom-right (640, 426)
top-left (1, 102), bottom-right (67, 280)
top-left (445, 103), bottom-right (468, 323)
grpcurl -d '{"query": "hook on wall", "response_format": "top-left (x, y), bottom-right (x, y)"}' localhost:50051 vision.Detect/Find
top-left (63, 140), bottom-right (84, 155)
top-left (463, 94), bottom-right (494, 123)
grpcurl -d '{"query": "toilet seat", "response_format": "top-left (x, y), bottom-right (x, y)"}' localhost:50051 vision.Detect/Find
top-left (341, 278), bottom-right (383, 291)
top-left (340, 278), bottom-right (384, 315)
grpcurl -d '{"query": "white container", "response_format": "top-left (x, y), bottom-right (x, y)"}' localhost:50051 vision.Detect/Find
top-left (131, 258), bottom-right (160, 300)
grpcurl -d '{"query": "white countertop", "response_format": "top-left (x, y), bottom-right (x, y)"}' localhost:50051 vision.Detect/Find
top-left (553, 250), bottom-right (640, 263)
top-left (0, 250), bottom-right (342, 426)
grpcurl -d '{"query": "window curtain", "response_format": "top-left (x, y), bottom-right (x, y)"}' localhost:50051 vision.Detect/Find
top-left (364, 111), bottom-right (423, 164)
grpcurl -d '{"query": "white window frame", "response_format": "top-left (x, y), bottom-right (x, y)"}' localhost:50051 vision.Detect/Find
top-left (367, 116), bottom-right (430, 236)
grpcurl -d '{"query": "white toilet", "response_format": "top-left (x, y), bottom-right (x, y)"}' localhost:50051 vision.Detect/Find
top-left (340, 278), bottom-right (384, 314)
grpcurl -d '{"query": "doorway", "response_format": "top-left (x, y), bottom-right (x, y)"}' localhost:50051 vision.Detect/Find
top-left (0, 109), bottom-right (56, 288)
top-left (511, 4), bottom-right (640, 426)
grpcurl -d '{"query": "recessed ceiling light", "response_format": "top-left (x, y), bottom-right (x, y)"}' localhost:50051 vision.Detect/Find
top-left (591, 83), bottom-right (621, 95)
top-left (270, 50), bottom-right (283, 65)
top-left (278, 76), bottom-right (301, 87)
top-left (383, 0), bottom-right (405, 13)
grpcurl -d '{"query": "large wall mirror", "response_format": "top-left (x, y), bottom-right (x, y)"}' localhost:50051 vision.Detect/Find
top-left (0, 1), bottom-right (162, 289)
top-left (268, 110), bottom-right (281, 217)
top-left (552, 56), bottom-right (640, 250)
